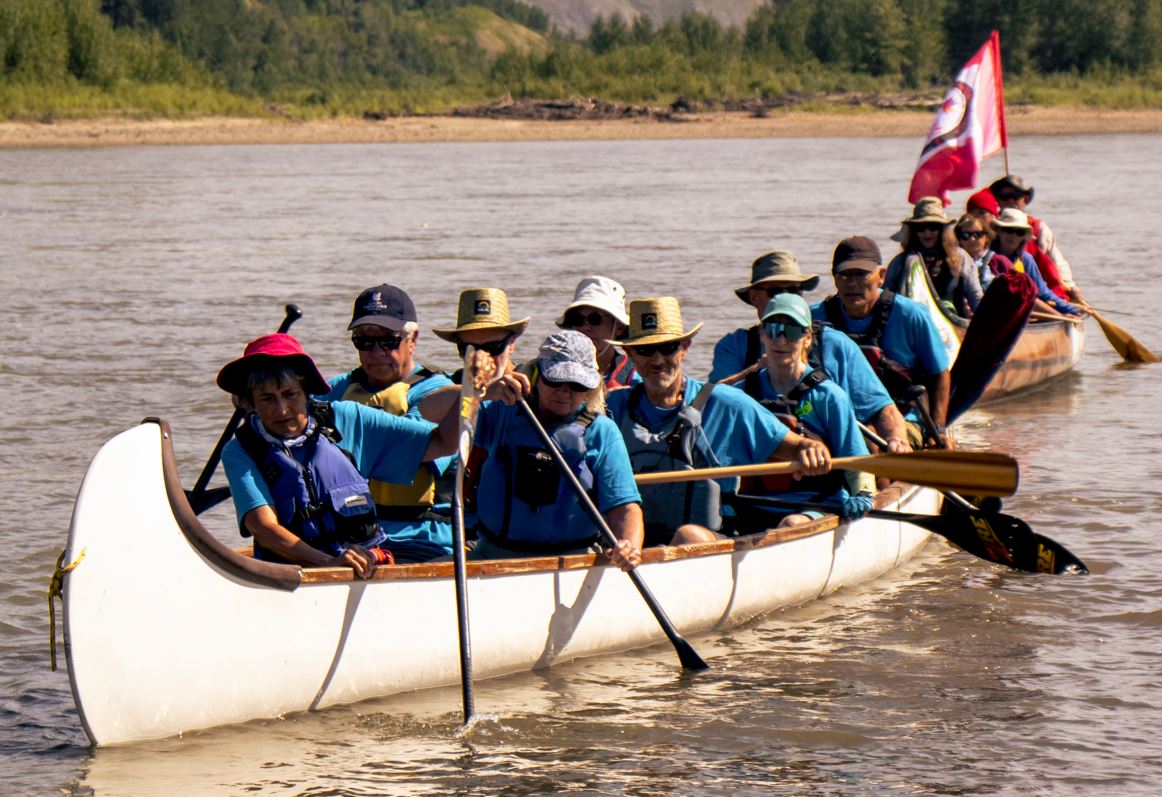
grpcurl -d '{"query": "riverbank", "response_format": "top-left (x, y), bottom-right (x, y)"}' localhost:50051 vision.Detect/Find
top-left (3, 105), bottom-right (1160, 148)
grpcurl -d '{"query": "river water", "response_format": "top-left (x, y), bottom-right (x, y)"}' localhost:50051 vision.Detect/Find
top-left (2, 133), bottom-right (1160, 795)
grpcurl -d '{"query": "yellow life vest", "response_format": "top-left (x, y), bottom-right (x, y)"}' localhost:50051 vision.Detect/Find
top-left (340, 374), bottom-right (435, 510)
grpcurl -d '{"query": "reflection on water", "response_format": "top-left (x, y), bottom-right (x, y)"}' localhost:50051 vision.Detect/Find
top-left (4, 135), bottom-right (1162, 795)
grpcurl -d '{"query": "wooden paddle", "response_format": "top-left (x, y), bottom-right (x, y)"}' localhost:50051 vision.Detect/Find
top-left (1082, 305), bottom-right (1159, 364)
top-left (517, 398), bottom-right (708, 671)
top-left (187, 303), bottom-right (303, 514)
top-left (733, 494), bottom-right (1087, 575)
top-left (634, 450), bottom-right (1019, 497)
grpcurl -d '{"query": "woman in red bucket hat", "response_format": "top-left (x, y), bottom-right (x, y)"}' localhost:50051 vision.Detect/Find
top-left (215, 333), bottom-right (462, 577)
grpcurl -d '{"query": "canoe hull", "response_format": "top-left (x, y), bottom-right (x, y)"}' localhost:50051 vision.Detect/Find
top-left (63, 421), bottom-right (937, 746)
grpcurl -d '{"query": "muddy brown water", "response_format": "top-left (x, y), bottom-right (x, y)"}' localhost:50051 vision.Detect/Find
top-left (2, 134), bottom-right (1160, 795)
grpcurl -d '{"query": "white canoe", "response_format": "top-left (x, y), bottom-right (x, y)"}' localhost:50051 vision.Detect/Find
top-left (62, 419), bottom-right (939, 746)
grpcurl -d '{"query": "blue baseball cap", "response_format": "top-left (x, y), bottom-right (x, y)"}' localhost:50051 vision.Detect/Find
top-left (348, 284), bottom-right (418, 331)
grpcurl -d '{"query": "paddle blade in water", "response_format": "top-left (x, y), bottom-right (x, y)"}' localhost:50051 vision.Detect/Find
top-left (1092, 311), bottom-right (1159, 364)
top-left (920, 510), bottom-right (1089, 575)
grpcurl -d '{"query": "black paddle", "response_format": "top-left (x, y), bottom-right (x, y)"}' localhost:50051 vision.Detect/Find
top-left (186, 303), bottom-right (303, 514)
top-left (734, 494), bottom-right (1088, 575)
top-left (516, 398), bottom-right (709, 671)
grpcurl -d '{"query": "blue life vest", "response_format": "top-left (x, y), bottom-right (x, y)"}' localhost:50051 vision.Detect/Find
top-left (235, 402), bottom-right (384, 562)
top-left (476, 407), bottom-right (600, 553)
top-left (618, 382), bottom-right (721, 545)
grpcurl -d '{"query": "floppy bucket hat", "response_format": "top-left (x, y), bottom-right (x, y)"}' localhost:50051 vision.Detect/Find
top-left (991, 208), bottom-right (1033, 234)
top-left (216, 333), bottom-right (330, 397)
top-left (831, 236), bottom-right (883, 274)
top-left (989, 174), bottom-right (1035, 204)
top-left (611, 297), bottom-right (703, 348)
top-left (556, 275), bottom-right (630, 327)
top-left (761, 293), bottom-right (813, 328)
top-left (347, 284), bottom-right (418, 331)
top-left (902, 196), bottom-right (953, 226)
top-left (537, 330), bottom-right (601, 390)
top-left (432, 288), bottom-right (531, 342)
top-left (734, 251), bottom-right (820, 302)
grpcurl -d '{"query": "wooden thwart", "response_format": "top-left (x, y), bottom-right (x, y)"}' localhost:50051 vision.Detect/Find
top-left (634, 450), bottom-right (1019, 497)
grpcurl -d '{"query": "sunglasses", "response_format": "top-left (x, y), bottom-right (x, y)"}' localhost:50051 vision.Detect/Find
top-left (540, 374), bottom-right (589, 393)
top-left (762, 321), bottom-right (808, 342)
top-left (352, 335), bottom-right (406, 352)
top-left (912, 224), bottom-right (944, 234)
top-left (456, 335), bottom-right (512, 358)
top-left (997, 227), bottom-right (1028, 236)
top-left (758, 285), bottom-right (803, 297)
top-left (836, 269), bottom-right (874, 282)
top-left (562, 309), bottom-right (608, 328)
top-left (630, 341), bottom-right (682, 357)
top-left (957, 230), bottom-right (986, 240)
top-left (995, 191), bottom-right (1023, 201)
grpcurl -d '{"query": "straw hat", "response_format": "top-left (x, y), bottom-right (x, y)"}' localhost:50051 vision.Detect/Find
top-left (432, 288), bottom-right (530, 342)
top-left (610, 297), bottom-right (703, 348)
top-left (991, 208), bottom-right (1033, 234)
top-left (555, 275), bottom-right (629, 326)
top-left (216, 333), bottom-right (330, 397)
top-left (734, 251), bottom-right (819, 303)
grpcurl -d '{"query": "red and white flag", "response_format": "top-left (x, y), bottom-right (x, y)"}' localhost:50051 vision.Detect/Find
top-left (907, 31), bottom-right (1007, 205)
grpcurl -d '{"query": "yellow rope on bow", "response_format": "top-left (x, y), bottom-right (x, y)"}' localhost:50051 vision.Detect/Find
top-left (48, 547), bottom-right (85, 672)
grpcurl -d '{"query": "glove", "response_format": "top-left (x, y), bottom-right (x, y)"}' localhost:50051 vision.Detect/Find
top-left (841, 492), bottom-right (874, 520)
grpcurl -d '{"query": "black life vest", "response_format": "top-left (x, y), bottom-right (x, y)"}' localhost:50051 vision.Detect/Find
top-left (822, 291), bottom-right (919, 398)
top-left (235, 401), bottom-right (382, 562)
top-left (476, 407), bottom-right (601, 553)
top-left (739, 368), bottom-right (845, 497)
top-left (619, 382), bottom-right (720, 545)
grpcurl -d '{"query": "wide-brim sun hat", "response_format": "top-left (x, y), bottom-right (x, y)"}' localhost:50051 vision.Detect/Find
top-left (734, 250), bottom-right (820, 303)
top-left (760, 293), bottom-right (812, 328)
top-left (432, 287), bottom-right (531, 343)
top-left (537, 330), bottom-right (601, 390)
top-left (902, 196), bottom-right (953, 226)
top-left (991, 207), bottom-right (1033, 233)
top-left (989, 174), bottom-right (1035, 204)
top-left (216, 333), bottom-right (330, 397)
top-left (555, 275), bottom-right (630, 327)
top-left (609, 296), bottom-right (703, 348)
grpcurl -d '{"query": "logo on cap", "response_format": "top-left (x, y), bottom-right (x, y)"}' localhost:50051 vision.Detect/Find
top-left (474, 300), bottom-right (491, 316)
top-left (642, 313), bottom-right (658, 330)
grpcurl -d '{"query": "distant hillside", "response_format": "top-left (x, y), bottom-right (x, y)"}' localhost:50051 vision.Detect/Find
top-left (524, 0), bottom-right (763, 33)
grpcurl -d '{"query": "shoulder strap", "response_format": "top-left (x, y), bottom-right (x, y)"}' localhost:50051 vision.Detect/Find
top-left (744, 324), bottom-right (761, 368)
top-left (787, 367), bottom-right (828, 402)
top-left (573, 407), bottom-right (598, 429)
top-left (406, 364), bottom-right (436, 386)
top-left (309, 400), bottom-right (341, 444)
top-left (233, 417), bottom-right (271, 481)
top-left (822, 295), bottom-right (845, 329)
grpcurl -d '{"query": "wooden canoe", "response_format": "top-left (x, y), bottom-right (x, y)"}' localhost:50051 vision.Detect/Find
top-left (61, 419), bottom-right (939, 747)
top-left (900, 259), bottom-right (1086, 403)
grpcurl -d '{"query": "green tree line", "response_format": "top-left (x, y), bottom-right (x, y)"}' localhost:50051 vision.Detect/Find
top-left (2, 0), bottom-right (1161, 119)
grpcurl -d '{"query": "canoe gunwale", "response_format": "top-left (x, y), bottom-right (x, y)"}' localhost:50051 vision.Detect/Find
top-left (153, 418), bottom-right (907, 588)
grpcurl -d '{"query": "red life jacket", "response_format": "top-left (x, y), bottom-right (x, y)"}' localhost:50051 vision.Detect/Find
top-left (1026, 215), bottom-right (1068, 300)
top-left (605, 350), bottom-right (637, 391)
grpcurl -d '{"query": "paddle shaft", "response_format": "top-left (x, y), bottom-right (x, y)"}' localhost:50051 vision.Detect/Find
top-left (516, 398), bottom-right (708, 671)
top-left (856, 421), bottom-right (975, 512)
top-left (634, 449), bottom-right (1018, 497)
top-left (450, 352), bottom-right (483, 724)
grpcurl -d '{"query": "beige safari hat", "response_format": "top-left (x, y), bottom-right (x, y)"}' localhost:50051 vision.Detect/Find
top-left (556, 275), bottom-right (630, 326)
top-left (891, 196), bottom-right (953, 242)
top-left (610, 297), bottom-right (703, 348)
top-left (734, 251), bottom-right (819, 303)
top-left (432, 287), bottom-right (530, 342)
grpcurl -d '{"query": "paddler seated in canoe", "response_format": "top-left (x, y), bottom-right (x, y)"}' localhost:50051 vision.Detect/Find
top-left (735, 293), bottom-right (875, 527)
top-left (321, 284), bottom-right (456, 563)
top-left (883, 197), bottom-right (982, 318)
top-left (990, 174), bottom-right (1086, 304)
top-left (954, 212), bottom-right (1019, 291)
top-left (604, 296), bottom-right (832, 547)
top-left (217, 333), bottom-right (461, 578)
top-left (989, 209), bottom-right (1085, 319)
top-left (555, 275), bottom-right (640, 391)
top-left (449, 328), bottom-right (645, 571)
top-left (709, 250), bottom-right (913, 454)
top-left (812, 236), bottom-right (954, 450)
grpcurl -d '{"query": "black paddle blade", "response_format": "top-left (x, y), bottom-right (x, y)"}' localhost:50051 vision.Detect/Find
top-left (186, 484), bottom-right (232, 515)
top-left (674, 638), bottom-right (709, 671)
top-left (907, 510), bottom-right (1088, 575)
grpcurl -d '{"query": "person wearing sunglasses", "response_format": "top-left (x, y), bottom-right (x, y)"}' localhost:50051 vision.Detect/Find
top-left (989, 174), bottom-right (1084, 304)
top-left (217, 333), bottom-right (463, 579)
top-left (735, 294), bottom-right (876, 528)
top-left (883, 196), bottom-right (982, 318)
top-left (989, 209), bottom-right (1085, 318)
top-left (556, 275), bottom-right (639, 391)
top-left (815, 236), bottom-right (954, 450)
top-left (465, 330), bottom-right (643, 571)
top-left (322, 284), bottom-right (458, 563)
top-left (953, 213), bottom-right (1018, 292)
top-left (605, 297), bottom-right (832, 548)
top-left (713, 251), bottom-right (913, 456)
